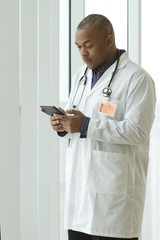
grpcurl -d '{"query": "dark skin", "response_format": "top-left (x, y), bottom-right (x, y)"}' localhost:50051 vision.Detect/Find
top-left (41, 107), bottom-right (84, 133)
top-left (43, 25), bottom-right (117, 133)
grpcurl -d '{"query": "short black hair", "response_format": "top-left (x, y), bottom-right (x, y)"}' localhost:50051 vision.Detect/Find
top-left (77, 14), bottom-right (114, 36)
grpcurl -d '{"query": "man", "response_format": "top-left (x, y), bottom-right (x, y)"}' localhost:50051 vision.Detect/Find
top-left (50, 14), bottom-right (156, 240)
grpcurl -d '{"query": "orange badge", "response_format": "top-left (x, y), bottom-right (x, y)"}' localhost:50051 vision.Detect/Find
top-left (98, 102), bottom-right (117, 117)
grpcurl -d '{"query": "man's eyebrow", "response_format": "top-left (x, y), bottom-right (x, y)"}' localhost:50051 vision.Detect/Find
top-left (75, 40), bottom-right (92, 45)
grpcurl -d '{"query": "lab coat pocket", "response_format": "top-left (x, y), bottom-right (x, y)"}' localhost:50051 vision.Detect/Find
top-left (89, 150), bottom-right (129, 196)
top-left (97, 98), bottom-right (125, 121)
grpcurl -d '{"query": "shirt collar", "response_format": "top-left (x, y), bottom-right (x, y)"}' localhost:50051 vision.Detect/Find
top-left (92, 49), bottom-right (125, 76)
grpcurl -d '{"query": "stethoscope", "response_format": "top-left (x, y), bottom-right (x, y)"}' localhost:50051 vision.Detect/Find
top-left (72, 67), bottom-right (88, 108)
top-left (72, 49), bottom-right (120, 108)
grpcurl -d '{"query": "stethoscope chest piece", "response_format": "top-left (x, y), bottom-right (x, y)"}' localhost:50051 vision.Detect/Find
top-left (103, 87), bottom-right (112, 97)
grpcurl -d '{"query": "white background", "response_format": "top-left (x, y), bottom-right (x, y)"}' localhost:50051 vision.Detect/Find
top-left (0, 0), bottom-right (159, 240)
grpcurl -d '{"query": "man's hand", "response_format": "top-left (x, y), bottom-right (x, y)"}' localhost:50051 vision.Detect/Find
top-left (41, 107), bottom-right (65, 132)
top-left (53, 109), bottom-right (85, 133)
top-left (49, 107), bottom-right (66, 132)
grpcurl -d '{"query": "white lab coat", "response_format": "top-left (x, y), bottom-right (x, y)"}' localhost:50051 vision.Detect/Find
top-left (63, 52), bottom-right (156, 238)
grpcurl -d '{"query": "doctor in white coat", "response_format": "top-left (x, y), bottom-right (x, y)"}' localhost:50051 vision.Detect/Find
top-left (50, 14), bottom-right (156, 240)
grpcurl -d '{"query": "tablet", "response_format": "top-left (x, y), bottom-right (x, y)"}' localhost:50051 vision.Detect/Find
top-left (40, 106), bottom-right (65, 115)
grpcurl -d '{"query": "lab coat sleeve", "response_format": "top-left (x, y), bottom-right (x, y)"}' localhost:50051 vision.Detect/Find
top-left (87, 72), bottom-right (156, 145)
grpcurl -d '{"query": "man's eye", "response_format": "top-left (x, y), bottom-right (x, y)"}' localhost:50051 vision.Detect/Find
top-left (86, 45), bottom-right (93, 48)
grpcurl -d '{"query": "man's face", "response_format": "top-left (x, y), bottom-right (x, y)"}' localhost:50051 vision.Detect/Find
top-left (75, 26), bottom-right (111, 70)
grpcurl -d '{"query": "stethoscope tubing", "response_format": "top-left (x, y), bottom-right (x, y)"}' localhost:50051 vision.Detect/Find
top-left (72, 49), bottom-right (120, 108)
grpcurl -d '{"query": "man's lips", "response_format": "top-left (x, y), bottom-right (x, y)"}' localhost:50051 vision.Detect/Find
top-left (83, 58), bottom-right (92, 63)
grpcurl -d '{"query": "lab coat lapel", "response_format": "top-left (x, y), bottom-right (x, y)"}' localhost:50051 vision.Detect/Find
top-left (85, 52), bottom-right (129, 99)
top-left (86, 63), bottom-right (116, 98)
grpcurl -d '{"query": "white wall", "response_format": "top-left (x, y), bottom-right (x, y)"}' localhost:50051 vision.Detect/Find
top-left (0, 0), bottom-right (60, 239)
top-left (20, 0), bottom-right (39, 239)
top-left (20, 0), bottom-right (60, 240)
top-left (0, 0), bottom-right (20, 240)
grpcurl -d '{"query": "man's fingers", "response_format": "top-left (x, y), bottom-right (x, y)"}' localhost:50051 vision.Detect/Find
top-left (51, 119), bottom-right (60, 126)
top-left (41, 108), bottom-right (50, 116)
top-left (66, 109), bottom-right (80, 115)
top-left (54, 113), bottom-right (68, 120)
top-left (58, 107), bottom-right (66, 114)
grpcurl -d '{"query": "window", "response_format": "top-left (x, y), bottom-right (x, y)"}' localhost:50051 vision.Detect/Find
top-left (85, 0), bottom-right (127, 50)
top-left (141, 0), bottom-right (160, 239)
top-left (59, 1), bottom-right (159, 239)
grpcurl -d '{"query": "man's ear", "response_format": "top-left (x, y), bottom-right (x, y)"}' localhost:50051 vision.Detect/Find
top-left (105, 35), bottom-right (114, 47)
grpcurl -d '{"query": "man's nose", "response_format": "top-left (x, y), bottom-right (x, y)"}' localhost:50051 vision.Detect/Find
top-left (80, 47), bottom-right (88, 56)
